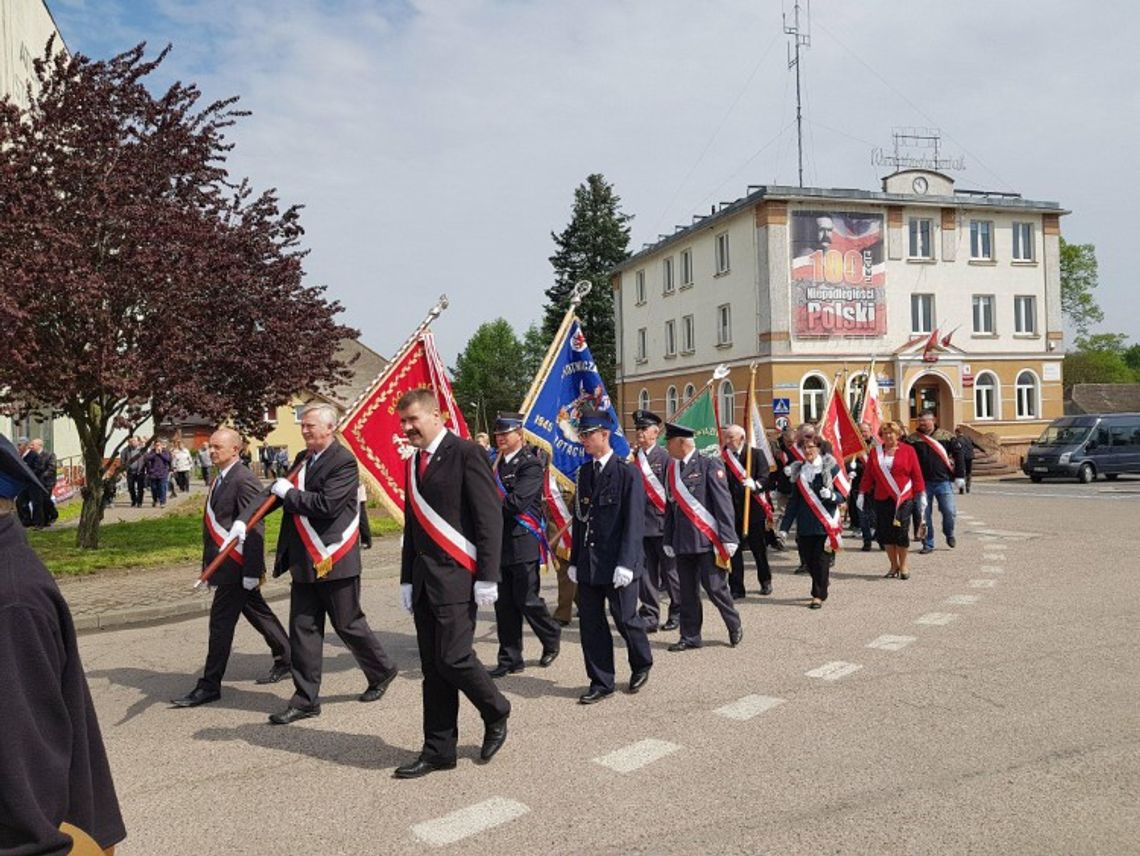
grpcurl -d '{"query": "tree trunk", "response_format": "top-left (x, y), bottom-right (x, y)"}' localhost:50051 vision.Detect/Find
top-left (75, 430), bottom-right (108, 549)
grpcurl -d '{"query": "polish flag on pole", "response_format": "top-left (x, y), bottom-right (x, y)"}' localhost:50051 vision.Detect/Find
top-left (862, 367), bottom-right (883, 443)
top-left (821, 384), bottom-right (866, 465)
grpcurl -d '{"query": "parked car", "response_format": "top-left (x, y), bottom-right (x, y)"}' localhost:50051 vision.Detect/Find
top-left (1023, 413), bottom-right (1140, 483)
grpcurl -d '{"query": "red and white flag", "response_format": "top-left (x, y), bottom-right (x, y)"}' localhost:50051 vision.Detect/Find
top-left (862, 370), bottom-right (883, 444)
top-left (748, 399), bottom-right (777, 473)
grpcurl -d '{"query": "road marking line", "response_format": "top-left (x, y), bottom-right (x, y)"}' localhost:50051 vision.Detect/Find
top-left (969, 520), bottom-right (987, 526)
top-left (713, 695), bottom-right (785, 720)
top-left (915, 612), bottom-right (958, 626)
top-left (983, 553), bottom-right (1006, 561)
top-left (411, 798), bottom-right (530, 846)
top-left (977, 535), bottom-right (998, 541)
top-left (980, 565), bottom-right (1004, 574)
top-left (866, 634), bottom-right (916, 651)
top-left (593, 739), bottom-right (682, 773)
top-left (945, 594), bottom-right (980, 605)
top-left (805, 661), bottom-right (863, 681)
top-left (969, 578), bottom-right (997, 588)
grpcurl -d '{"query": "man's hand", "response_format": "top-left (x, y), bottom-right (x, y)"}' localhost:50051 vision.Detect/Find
top-left (820, 487), bottom-right (833, 501)
top-left (242, 576), bottom-right (260, 591)
top-left (473, 581), bottom-right (499, 607)
top-left (954, 478), bottom-right (966, 490)
top-left (743, 477), bottom-right (758, 492)
top-left (271, 478), bottom-right (294, 499)
top-left (221, 520), bottom-right (247, 551)
top-left (567, 565), bottom-right (578, 584)
top-left (400, 583), bottom-right (413, 614)
top-left (612, 566), bottom-right (634, 588)
top-left (724, 542), bottom-right (738, 558)
top-left (662, 545), bottom-right (675, 558)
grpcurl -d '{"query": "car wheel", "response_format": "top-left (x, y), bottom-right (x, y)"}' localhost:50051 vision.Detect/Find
top-left (1029, 474), bottom-right (1043, 483)
top-left (1077, 463), bottom-right (1095, 484)
top-left (1105, 473), bottom-right (1119, 481)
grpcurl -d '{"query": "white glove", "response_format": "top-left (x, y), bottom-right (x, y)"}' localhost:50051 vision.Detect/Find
top-left (724, 542), bottom-right (738, 558)
top-left (473, 581), bottom-right (499, 606)
top-left (662, 545), bottom-right (675, 558)
top-left (856, 493), bottom-right (865, 512)
top-left (918, 494), bottom-right (929, 515)
top-left (242, 576), bottom-right (259, 591)
top-left (848, 464), bottom-right (857, 475)
top-left (222, 519), bottom-right (247, 550)
top-left (783, 465), bottom-right (794, 477)
top-left (612, 566), bottom-right (634, 588)
top-left (567, 565), bottom-right (578, 584)
top-left (742, 477), bottom-right (758, 491)
top-left (400, 583), bottom-right (413, 614)
top-left (955, 478), bottom-right (966, 490)
top-left (271, 478), bottom-right (294, 499)
top-left (776, 529), bottom-right (788, 546)
top-left (820, 487), bottom-right (833, 501)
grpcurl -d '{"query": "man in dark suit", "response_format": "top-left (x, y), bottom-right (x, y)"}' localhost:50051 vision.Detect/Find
top-left (569, 412), bottom-right (652, 704)
top-left (663, 422), bottom-right (742, 652)
top-left (234, 402), bottom-right (398, 725)
top-left (395, 389), bottom-right (510, 778)
top-left (17, 437), bottom-right (39, 526)
top-left (170, 427), bottom-right (292, 708)
top-left (722, 424), bottom-right (773, 598)
top-left (630, 409), bottom-right (680, 632)
top-left (488, 413), bottom-right (561, 677)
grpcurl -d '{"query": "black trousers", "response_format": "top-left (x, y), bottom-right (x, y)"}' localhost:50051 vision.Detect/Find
top-left (729, 524), bottom-right (770, 595)
top-left (494, 561), bottom-right (561, 669)
top-left (288, 576), bottom-right (395, 709)
top-left (127, 472), bottom-right (146, 506)
top-left (358, 502), bottom-right (372, 548)
top-left (198, 584), bottom-right (290, 693)
top-left (577, 580), bottom-right (653, 693)
top-left (639, 536), bottom-right (680, 625)
top-left (800, 535), bottom-right (829, 601)
top-left (413, 596), bottom-right (510, 764)
top-left (676, 552), bottom-right (741, 646)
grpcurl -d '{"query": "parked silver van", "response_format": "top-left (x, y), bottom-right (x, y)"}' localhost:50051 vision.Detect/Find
top-left (1023, 413), bottom-right (1140, 483)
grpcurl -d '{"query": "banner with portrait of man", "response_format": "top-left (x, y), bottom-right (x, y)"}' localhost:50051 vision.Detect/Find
top-left (790, 211), bottom-right (886, 338)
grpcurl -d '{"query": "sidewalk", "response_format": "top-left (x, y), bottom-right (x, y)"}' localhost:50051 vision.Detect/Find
top-left (56, 477), bottom-right (211, 529)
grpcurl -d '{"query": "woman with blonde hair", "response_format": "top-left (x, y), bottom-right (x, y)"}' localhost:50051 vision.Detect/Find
top-left (857, 421), bottom-right (925, 579)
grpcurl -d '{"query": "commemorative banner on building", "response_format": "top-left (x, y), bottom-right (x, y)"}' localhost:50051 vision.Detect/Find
top-left (790, 211), bottom-right (886, 337)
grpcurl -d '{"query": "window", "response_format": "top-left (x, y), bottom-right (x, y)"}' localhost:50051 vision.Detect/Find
top-left (718, 380), bottom-right (736, 426)
top-left (662, 257), bottom-right (675, 294)
top-left (680, 248), bottom-right (693, 287)
top-left (293, 405), bottom-right (307, 423)
top-left (970, 220), bottom-right (993, 260)
top-left (972, 295), bottom-right (995, 334)
top-left (683, 383), bottom-right (696, 403)
top-left (1014, 296), bottom-right (1037, 334)
top-left (664, 320), bottom-right (676, 357)
top-left (681, 314), bottom-right (695, 354)
top-left (638, 388), bottom-right (650, 411)
top-left (1016, 370), bottom-right (1038, 419)
top-left (801, 375), bottom-right (827, 423)
top-left (908, 218), bottom-right (934, 259)
top-left (635, 327), bottom-right (647, 362)
top-left (716, 304), bottom-right (732, 346)
top-left (715, 232), bottom-right (730, 274)
top-left (635, 269), bottom-right (646, 305)
top-left (911, 294), bottom-right (935, 334)
top-left (1012, 222), bottom-right (1035, 261)
top-left (974, 372), bottom-right (998, 420)
top-left (846, 372), bottom-right (867, 415)
top-left (666, 385), bottom-right (678, 418)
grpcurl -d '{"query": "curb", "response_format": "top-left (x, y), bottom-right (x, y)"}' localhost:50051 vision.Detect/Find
top-left (73, 585), bottom-right (291, 635)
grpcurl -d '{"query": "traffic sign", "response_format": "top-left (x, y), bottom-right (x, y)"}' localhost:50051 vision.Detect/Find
top-left (772, 398), bottom-right (791, 416)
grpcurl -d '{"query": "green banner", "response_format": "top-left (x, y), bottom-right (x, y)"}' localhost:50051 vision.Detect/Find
top-left (659, 388), bottom-right (721, 455)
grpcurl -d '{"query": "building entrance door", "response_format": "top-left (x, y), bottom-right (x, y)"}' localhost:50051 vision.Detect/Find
top-left (908, 374), bottom-right (955, 431)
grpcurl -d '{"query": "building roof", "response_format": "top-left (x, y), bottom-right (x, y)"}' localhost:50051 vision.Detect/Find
top-left (1065, 384), bottom-right (1140, 415)
top-left (325, 338), bottom-right (388, 409)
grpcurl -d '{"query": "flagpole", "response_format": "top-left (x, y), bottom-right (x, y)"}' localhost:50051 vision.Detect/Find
top-left (672, 363), bottom-right (730, 421)
top-left (742, 361), bottom-right (757, 537)
top-left (519, 280), bottom-right (591, 414)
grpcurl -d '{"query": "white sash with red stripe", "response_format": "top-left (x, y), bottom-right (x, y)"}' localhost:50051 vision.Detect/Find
top-left (917, 432), bottom-right (954, 475)
top-left (204, 481), bottom-right (244, 564)
top-left (796, 467), bottom-right (843, 551)
top-left (832, 466), bottom-right (851, 499)
top-left (787, 443), bottom-right (805, 462)
top-left (544, 470), bottom-right (572, 558)
top-left (668, 459), bottom-right (731, 565)
top-left (289, 462), bottom-right (361, 574)
top-left (876, 446), bottom-right (914, 516)
top-left (406, 456), bottom-right (477, 574)
top-left (637, 448), bottom-right (667, 514)
top-left (721, 446), bottom-right (773, 522)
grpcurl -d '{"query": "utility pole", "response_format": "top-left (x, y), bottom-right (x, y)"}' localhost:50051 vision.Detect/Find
top-left (784, 0), bottom-right (810, 188)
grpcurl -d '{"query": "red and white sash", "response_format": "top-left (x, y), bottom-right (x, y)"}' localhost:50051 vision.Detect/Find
top-left (288, 461), bottom-right (361, 574)
top-left (668, 459), bottom-right (731, 566)
top-left (876, 446), bottom-right (914, 514)
top-left (796, 467), bottom-right (843, 551)
top-left (204, 480), bottom-right (244, 565)
top-left (787, 443), bottom-right (805, 463)
top-left (406, 455), bottom-right (477, 574)
top-left (637, 448), bottom-right (667, 514)
top-left (721, 446), bottom-right (773, 522)
top-left (832, 465), bottom-right (851, 499)
top-left (917, 433), bottom-right (954, 475)
top-left (544, 470), bottom-right (572, 559)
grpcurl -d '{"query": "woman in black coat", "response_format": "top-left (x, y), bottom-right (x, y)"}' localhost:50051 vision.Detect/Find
top-left (777, 440), bottom-right (842, 609)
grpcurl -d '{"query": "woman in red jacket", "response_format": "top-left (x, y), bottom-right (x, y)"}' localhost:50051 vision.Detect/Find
top-left (857, 421), bottom-right (926, 579)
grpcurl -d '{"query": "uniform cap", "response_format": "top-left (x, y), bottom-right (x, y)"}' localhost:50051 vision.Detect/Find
top-left (578, 412), bottom-right (611, 435)
top-left (664, 422), bottom-right (695, 440)
top-left (632, 409), bottom-right (662, 429)
top-left (492, 412), bottom-right (525, 434)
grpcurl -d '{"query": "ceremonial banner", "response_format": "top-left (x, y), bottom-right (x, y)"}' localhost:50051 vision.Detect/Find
top-left (861, 365), bottom-right (883, 442)
top-left (747, 398), bottom-right (777, 473)
top-left (791, 211), bottom-right (886, 337)
top-left (820, 385), bottom-right (866, 464)
top-left (522, 319), bottom-right (628, 489)
top-left (660, 387), bottom-right (721, 457)
top-left (339, 331), bottom-right (468, 524)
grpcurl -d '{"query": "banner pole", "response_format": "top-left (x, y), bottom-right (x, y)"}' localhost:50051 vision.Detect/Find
top-left (519, 280), bottom-right (592, 414)
top-left (742, 361), bottom-right (757, 537)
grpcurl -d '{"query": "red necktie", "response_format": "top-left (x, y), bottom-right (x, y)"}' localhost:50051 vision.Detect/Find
top-left (418, 450), bottom-right (431, 480)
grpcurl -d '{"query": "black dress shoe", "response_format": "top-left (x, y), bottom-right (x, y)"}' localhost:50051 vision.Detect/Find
top-left (578, 688), bottom-right (614, 704)
top-left (487, 663), bottom-right (524, 678)
top-left (862, 542), bottom-right (873, 552)
top-left (393, 757), bottom-right (457, 779)
top-left (170, 687), bottom-right (220, 708)
top-left (919, 545), bottom-right (934, 555)
top-left (255, 663), bottom-right (292, 685)
top-left (268, 705), bottom-right (320, 725)
top-left (661, 618), bottom-right (680, 632)
top-left (629, 669), bottom-right (650, 694)
top-left (731, 590), bottom-right (746, 600)
top-left (359, 668), bottom-right (398, 702)
top-left (644, 623), bottom-right (659, 634)
top-left (760, 583), bottom-right (773, 596)
top-left (556, 618), bottom-right (571, 627)
top-left (668, 639), bottom-right (700, 652)
top-left (539, 649), bottom-right (559, 667)
top-left (480, 715), bottom-right (509, 761)
top-left (947, 536), bottom-right (956, 548)
top-left (729, 627), bottom-right (743, 647)
top-left (794, 564), bottom-right (807, 574)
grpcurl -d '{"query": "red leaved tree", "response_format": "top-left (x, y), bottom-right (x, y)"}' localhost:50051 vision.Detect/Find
top-left (0, 42), bottom-right (356, 548)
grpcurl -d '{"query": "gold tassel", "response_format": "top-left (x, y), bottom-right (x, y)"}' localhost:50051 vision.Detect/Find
top-left (315, 557), bottom-right (333, 578)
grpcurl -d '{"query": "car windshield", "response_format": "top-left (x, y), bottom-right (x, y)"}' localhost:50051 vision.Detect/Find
top-left (1036, 424), bottom-right (1092, 446)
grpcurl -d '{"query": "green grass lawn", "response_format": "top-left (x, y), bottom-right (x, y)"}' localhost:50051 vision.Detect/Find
top-left (28, 503), bottom-right (401, 576)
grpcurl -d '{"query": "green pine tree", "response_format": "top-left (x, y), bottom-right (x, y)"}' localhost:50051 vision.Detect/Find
top-left (451, 319), bottom-right (529, 433)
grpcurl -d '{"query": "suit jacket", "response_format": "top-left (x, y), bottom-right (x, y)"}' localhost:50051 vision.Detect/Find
top-left (203, 464), bottom-right (266, 585)
top-left (269, 440), bottom-right (362, 583)
top-left (663, 452), bottom-right (737, 556)
top-left (400, 430), bottom-right (503, 605)
top-left (632, 445), bottom-right (669, 538)
top-left (723, 445), bottom-right (772, 528)
top-left (494, 446), bottom-right (545, 565)
top-left (569, 455), bottom-right (645, 586)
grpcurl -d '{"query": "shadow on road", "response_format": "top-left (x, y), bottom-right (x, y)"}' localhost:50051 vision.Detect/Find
top-left (192, 723), bottom-right (409, 771)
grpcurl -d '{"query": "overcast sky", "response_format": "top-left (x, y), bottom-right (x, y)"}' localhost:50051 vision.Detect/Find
top-left (50, 0), bottom-right (1140, 363)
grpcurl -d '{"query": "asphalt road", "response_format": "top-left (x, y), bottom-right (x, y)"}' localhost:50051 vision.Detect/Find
top-left (77, 485), bottom-right (1140, 855)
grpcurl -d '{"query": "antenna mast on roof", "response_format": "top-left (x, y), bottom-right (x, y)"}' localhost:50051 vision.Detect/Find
top-left (784, 0), bottom-right (810, 187)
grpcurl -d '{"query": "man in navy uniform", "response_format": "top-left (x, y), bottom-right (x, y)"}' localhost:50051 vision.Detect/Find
top-left (662, 422), bottom-right (743, 651)
top-left (630, 409), bottom-right (681, 632)
top-left (568, 411), bottom-right (652, 703)
top-left (171, 427), bottom-right (291, 708)
top-left (722, 424), bottom-right (774, 598)
top-left (488, 412), bottom-right (561, 676)
top-left (0, 435), bottom-right (127, 855)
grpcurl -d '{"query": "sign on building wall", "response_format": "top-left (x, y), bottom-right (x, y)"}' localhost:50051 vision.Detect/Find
top-left (790, 211), bottom-right (886, 337)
